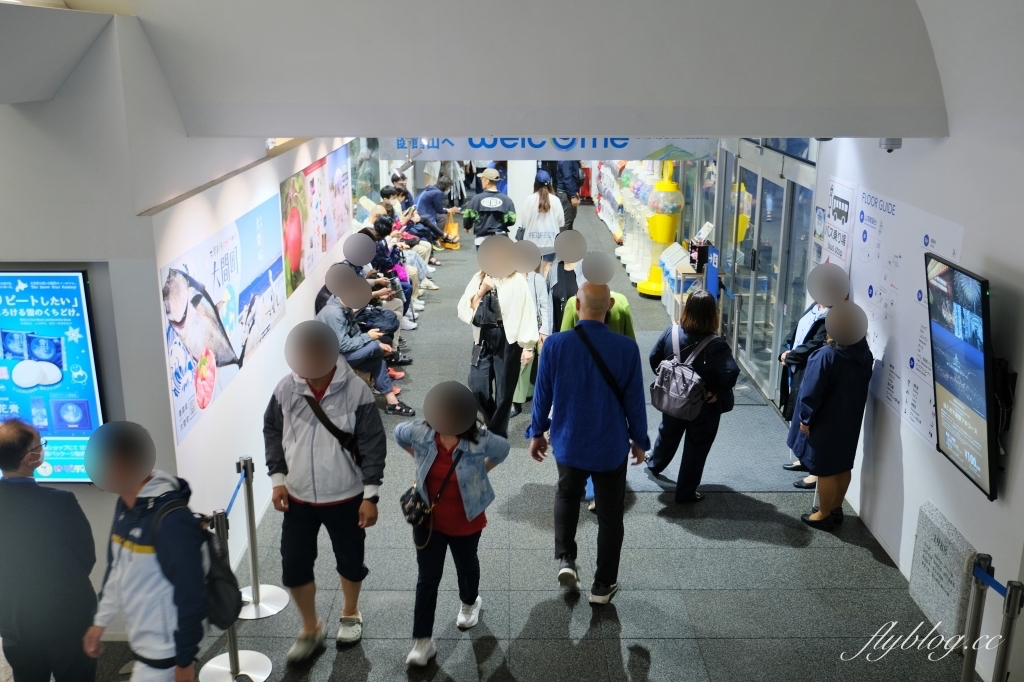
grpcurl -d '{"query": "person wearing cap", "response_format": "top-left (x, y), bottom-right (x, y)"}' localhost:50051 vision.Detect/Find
top-left (462, 168), bottom-right (517, 249)
top-left (264, 322), bottom-right (389, 660)
top-left (519, 170), bottom-right (565, 276)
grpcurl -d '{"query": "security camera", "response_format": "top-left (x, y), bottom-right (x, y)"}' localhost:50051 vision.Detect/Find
top-left (879, 138), bottom-right (902, 153)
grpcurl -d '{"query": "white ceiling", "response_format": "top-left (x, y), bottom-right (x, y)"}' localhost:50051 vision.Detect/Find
top-left (0, 2), bottom-right (110, 104)
top-left (7, 0), bottom-right (950, 137)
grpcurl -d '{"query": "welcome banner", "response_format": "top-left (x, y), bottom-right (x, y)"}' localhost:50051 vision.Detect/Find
top-left (379, 137), bottom-right (718, 161)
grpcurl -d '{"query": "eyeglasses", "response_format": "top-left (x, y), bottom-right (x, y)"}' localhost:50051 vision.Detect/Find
top-left (22, 439), bottom-right (47, 458)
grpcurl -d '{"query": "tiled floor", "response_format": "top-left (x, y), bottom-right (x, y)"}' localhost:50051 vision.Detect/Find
top-left (93, 208), bottom-right (977, 681)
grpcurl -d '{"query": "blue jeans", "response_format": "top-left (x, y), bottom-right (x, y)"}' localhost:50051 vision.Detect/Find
top-left (343, 342), bottom-right (392, 394)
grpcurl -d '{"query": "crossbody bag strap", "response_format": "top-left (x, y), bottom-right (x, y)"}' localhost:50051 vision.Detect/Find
top-left (303, 395), bottom-right (362, 467)
top-left (429, 449), bottom-right (465, 511)
top-left (683, 334), bottom-right (717, 367)
top-left (573, 325), bottom-right (628, 421)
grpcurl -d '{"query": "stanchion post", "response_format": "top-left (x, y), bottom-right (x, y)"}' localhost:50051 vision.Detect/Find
top-left (236, 457), bottom-right (289, 620)
top-left (238, 457), bottom-right (261, 607)
top-left (199, 510), bottom-right (272, 682)
top-left (961, 554), bottom-right (992, 682)
top-left (990, 581), bottom-right (1023, 682)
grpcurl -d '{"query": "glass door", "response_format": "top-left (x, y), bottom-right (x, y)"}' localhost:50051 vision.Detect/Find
top-left (718, 152), bottom-right (739, 343)
top-left (733, 165), bottom-right (760, 360)
top-left (748, 178), bottom-right (786, 392)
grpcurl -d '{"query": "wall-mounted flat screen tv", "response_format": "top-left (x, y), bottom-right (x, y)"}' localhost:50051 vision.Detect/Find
top-left (0, 271), bottom-right (104, 483)
top-left (925, 254), bottom-right (997, 500)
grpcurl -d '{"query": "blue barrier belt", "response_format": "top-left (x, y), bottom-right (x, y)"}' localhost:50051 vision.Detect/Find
top-left (225, 469), bottom-right (245, 517)
top-left (973, 564), bottom-right (1008, 598)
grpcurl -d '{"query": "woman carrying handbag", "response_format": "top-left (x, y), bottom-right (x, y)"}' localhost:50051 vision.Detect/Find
top-left (393, 382), bottom-right (510, 668)
top-left (645, 290), bottom-right (739, 503)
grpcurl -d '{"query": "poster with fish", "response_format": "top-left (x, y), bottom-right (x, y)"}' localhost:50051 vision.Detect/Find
top-left (280, 144), bottom-right (352, 297)
top-left (159, 195), bottom-right (286, 443)
top-left (0, 271), bottom-right (104, 483)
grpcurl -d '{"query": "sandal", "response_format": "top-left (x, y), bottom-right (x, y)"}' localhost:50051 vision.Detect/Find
top-left (385, 401), bottom-right (415, 416)
top-left (428, 258), bottom-right (442, 266)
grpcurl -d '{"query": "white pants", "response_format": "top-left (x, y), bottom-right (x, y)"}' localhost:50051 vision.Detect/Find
top-left (131, 661), bottom-right (175, 682)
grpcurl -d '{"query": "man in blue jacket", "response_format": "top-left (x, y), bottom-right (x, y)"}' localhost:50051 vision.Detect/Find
top-left (527, 283), bottom-right (649, 605)
top-left (556, 160), bottom-right (582, 231)
top-left (83, 423), bottom-right (207, 682)
top-left (414, 176), bottom-right (456, 244)
top-left (0, 420), bottom-right (97, 682)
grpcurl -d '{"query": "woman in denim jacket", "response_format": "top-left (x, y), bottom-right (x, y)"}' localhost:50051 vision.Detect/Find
top-left (393, 384), bottom-right (510, 668)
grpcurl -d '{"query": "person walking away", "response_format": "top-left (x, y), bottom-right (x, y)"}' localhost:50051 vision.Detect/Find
top-left (645, 290), bottom-right (739, 503)
top-left (519, 170), bottom-right (564, 277)
top-left (555, 160), bottom-right (583, 231)
top-left (463, 169), bottom-right (516, 249)
top-left (559, 289), bottom-right (638, 510)
top-left (83, 424), bottom-right (207, 682)
top-left (0, 421), bottom-right (96, 682)
top-left (779, 302), bottom-right (829, 490)
top-left (458, 265), bottom-right (538, 438)
top-left (511, 262), bottom-right (552, 418)
top-left (788, 332), bottom-right (873, 530)
top-left (316, 291), bottom-right (416, 416)
top-left (527, 283), bottom-right (649, 604)
top-left (264, 322), bottom-right (388, 661)
top-left (394, 385), bottom-right (510, 667)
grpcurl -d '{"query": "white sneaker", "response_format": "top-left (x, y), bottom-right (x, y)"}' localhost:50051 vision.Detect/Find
top-left (456, 595), bottom-right (482, 629)
top-left (400, 317), bottom-right (418, 330)
top-left (420, 279), bottom-right (440, 291)
top-left (405, 638), bottom-right (437, 667)
top-left (286, 621), bottom-right (326, 663)
top-left (427, 265), bottom-right (437, 273)
top-left (413, 300), bottom-right (426, 311)
top-left (336, 613), bottom-right (363, 644)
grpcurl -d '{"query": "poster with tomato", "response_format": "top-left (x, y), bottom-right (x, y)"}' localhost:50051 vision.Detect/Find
top-left (158, 195), bottom-right (286, 443)
top-left (280, 146), bottom-right (353, 297)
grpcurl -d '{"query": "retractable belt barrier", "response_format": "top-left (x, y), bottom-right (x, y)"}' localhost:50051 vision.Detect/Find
top-left (960, 554), bottom-right (1024, 682)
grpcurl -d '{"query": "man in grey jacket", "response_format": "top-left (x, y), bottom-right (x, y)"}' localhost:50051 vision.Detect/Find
top-left (264, 322), bottom-right (388, 662)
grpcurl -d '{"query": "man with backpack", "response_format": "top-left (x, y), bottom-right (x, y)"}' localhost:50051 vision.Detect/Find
top-left (82, 422), bottom-right (209, 682)
top-left (526, 283), bottom-right (649, 605)
top-left (264, 322), bottom-right (388, 662)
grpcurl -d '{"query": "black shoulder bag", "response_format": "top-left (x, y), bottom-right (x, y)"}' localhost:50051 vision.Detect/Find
top-left (304, 395), bottom-right (361, 466)
top-left (573, 325), bottom-right (630, 433)
top-left (400, 449), bottom-right (464, 550)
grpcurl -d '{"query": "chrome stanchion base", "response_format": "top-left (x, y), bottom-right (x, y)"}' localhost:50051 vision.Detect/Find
top-left (238, 585), bottom-right (290, 620)
top-left (198, 651), bottom-right (272, 682)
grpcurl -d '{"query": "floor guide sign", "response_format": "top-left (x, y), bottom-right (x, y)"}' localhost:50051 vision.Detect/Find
top-left (848, 184), bottom-right (964, 445)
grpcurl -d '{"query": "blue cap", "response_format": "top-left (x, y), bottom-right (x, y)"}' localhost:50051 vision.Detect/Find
top-left (535, 169), bottom-right (552, 184)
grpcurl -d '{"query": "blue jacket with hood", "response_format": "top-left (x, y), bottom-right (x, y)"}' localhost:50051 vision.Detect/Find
top-left (94, 470), bottom-right (208, 668)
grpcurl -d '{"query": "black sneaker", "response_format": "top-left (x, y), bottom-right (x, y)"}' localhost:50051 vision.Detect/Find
top-left (589, 582), bottom-right (618, 605)
top-left (557, 558), bottom-right (579, 590)
top-left (387, 353), bottom-right (414, 366)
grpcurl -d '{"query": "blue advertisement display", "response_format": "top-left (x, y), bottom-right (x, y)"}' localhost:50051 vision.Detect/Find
top-left (0, 272), bottom-right (104, 482)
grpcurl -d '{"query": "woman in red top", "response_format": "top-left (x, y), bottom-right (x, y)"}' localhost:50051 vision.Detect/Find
top-left (393, 390), bottom-right (510, 668)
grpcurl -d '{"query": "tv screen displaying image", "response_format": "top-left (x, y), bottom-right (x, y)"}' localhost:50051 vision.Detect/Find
top-left (925, 254), bottom-right (997, 500)
top-left (0, 272), bottom-right (105, 483)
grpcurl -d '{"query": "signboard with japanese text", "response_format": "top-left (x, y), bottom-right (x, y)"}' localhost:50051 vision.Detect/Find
top-left (0, 272), bottom-right (104, 482)
top-left (158, 195), bottom-right (286, 443)
top-left (378, 137), bottom-right (719, 161)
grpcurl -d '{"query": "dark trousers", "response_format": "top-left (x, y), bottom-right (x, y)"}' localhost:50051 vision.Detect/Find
top-left (468, 340), bottom-right (522, 438)
top-left (413, 216), bottom-right (445, 240)
top-left (647, 405), bottom-right (722, 501)
top-left (3, 635), bottom-right (96, 682)
top-left (557, 190), bottom-right (577, 231)
top-left (343, 342), bottom-right (392, 394)
top-left (280, 495), bottom-right (368, 587)
top-left (554, 459), bottom-right (628, 587)
top-left (412, 527), bottom-right (481, 638)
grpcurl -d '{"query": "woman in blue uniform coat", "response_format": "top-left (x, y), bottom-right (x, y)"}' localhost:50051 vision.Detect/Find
top-left (787, 330), bottom-right (873, 530)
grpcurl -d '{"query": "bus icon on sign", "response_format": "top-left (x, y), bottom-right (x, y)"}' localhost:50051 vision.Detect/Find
top-left (830, 195), bottom-right (850, 225)
top-left (909, 357), bottom-right (916, 369)
top-left (868, 285), bottom-right (874, 298)
top-left (923, 234), bottom-right (930, 247)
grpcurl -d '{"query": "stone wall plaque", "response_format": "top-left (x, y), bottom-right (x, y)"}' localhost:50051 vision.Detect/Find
top-left (908, 500), bottom-right (977, 638)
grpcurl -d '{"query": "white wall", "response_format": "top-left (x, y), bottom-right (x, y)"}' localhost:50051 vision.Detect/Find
top-left (151, 137), bottom-right (351, 564)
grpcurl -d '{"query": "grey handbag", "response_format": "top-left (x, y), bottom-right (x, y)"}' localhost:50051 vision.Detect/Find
top-left (650, 326), bottom-right (716, 421)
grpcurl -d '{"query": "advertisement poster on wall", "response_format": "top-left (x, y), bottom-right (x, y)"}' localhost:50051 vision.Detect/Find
top-left (280, 145), bottom-right (351, 297)
top-left (848, 184), bottom-right (964, 445)
top-left (0, 272), bottom-right (104, 482)
top-left (159, 195), bottom-right (286, 443)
